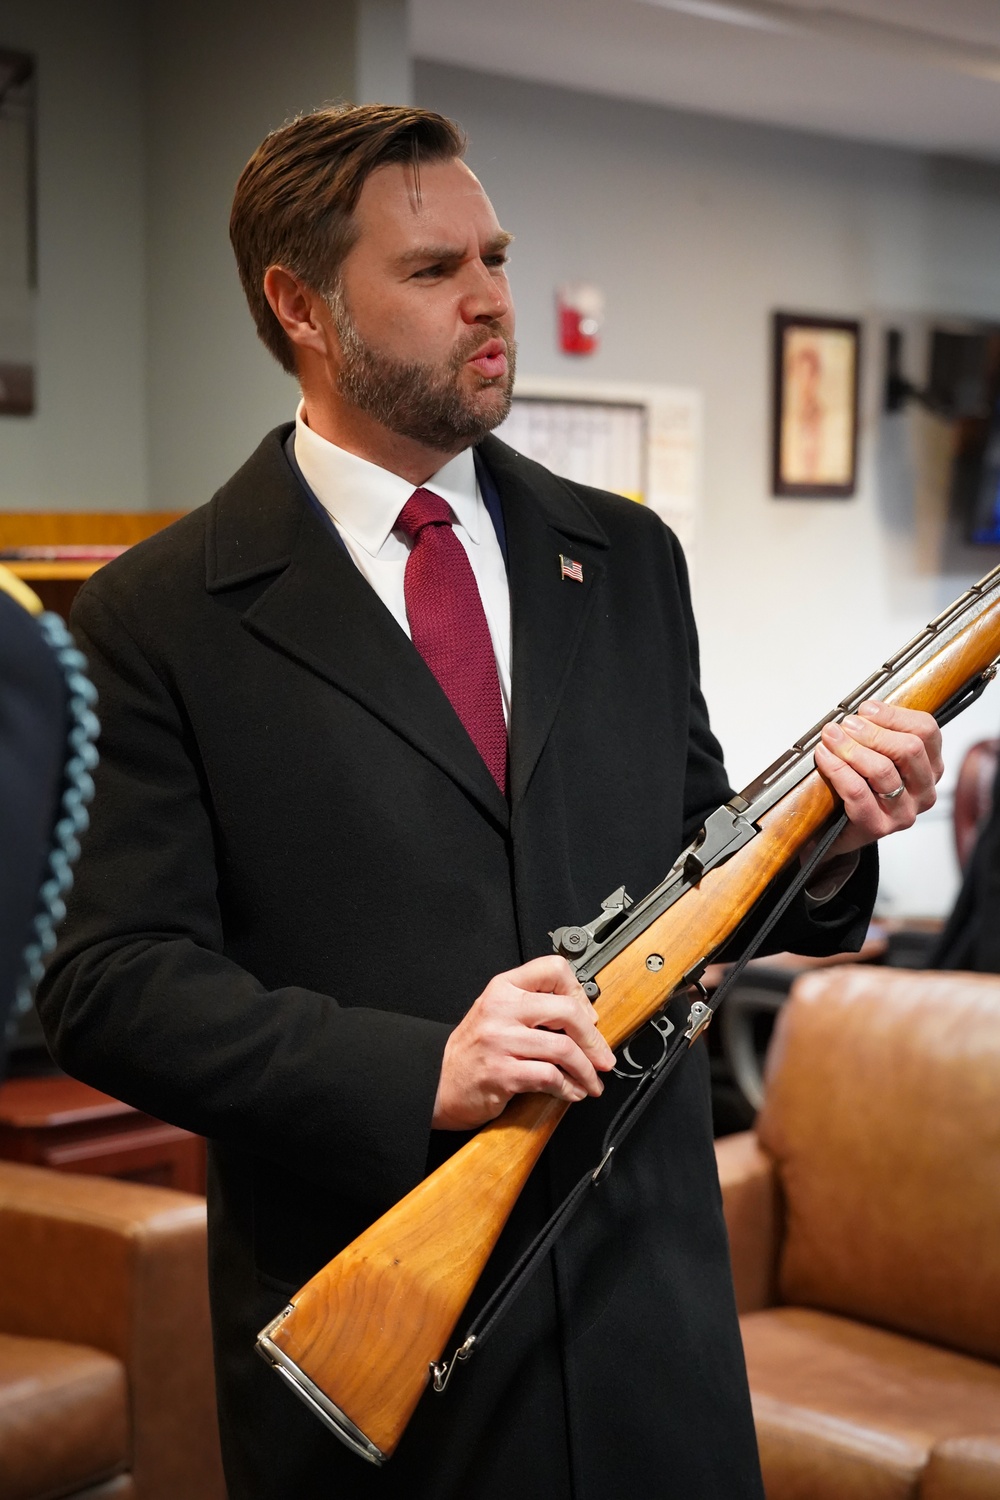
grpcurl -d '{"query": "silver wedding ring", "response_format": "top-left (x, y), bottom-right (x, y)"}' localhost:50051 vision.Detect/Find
top-left (880, 782), bottom-right (906, 801)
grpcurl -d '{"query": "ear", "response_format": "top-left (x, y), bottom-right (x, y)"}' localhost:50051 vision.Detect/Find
top-left (263, 266), bottom-right (331, 358)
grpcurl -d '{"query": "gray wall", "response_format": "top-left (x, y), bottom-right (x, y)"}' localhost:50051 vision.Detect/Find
top-left (142, 0), bottom-right (358, 508)
top-left (0, 0), bottom-right (411, 511)
top-left (417, 62), bottom-right (1000, 915)
top-left (2, 12), bottom-right (1000, 911)
top-left (0, 0), bottom-right (148, 509)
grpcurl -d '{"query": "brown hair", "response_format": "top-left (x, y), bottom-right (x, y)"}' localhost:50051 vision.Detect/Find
top-left (230, 104), bottom-right (467, 374)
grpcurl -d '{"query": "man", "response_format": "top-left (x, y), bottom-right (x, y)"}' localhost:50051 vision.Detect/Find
top-left (38, 105), bottom-right (942, 1499)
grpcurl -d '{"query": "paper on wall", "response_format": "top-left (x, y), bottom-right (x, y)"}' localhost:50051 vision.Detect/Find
top-left (494, 376), bottom-right (702, 570)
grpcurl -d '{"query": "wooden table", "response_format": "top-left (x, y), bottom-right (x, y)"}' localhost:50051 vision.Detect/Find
top-left (0, 1074), bottom-right (206, 1193)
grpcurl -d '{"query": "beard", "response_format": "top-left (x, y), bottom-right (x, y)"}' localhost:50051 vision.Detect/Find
top-left (326, 288), bottom-right (516, 452)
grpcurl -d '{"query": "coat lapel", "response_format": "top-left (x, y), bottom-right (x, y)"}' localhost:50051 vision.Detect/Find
top-left (205, 428), bottom-right (509, 829)
top-left (477, 436), bottom-right (609, 809)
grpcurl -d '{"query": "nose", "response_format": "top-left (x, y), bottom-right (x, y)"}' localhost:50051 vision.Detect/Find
top-left (459, 260), bottom-right (511, 325)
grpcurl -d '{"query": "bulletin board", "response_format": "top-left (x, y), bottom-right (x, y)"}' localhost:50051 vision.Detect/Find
top-left (494, 376), bottom-right (703, 564)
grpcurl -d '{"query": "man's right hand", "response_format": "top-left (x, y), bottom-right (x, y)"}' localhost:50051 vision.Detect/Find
top-left (431, 956), bottom-right (617, 1131)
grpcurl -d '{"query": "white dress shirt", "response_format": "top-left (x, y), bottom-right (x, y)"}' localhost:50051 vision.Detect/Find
top-left (293, 401), bottom-right (512, 724)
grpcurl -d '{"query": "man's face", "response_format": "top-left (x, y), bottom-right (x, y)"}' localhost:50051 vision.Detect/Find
top-left (327, 157), bottom-right (517, 452)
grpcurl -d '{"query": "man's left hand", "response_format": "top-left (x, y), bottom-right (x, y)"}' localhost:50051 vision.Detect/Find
top-left (813, 700), bottom-right (943, 860)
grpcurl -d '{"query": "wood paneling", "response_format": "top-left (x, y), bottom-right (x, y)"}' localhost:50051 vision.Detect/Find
top-left (0, 1076), bottom-right (206, 1194)
top-left (0, 512), bottom-right (183, 611)
top-left (0, 512), bottom-right (184, 547)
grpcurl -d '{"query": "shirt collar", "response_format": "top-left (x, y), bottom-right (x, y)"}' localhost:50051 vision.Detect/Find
top-left (293, 400), bottom-right (480, 556)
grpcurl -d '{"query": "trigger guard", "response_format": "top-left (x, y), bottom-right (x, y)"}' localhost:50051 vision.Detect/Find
top-left (611, 1013), bottom-right (676, 1081)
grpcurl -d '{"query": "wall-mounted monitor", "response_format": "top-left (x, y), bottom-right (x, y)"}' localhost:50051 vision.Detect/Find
top-left (963, 400), bottom-right (1000, 546)
top-left (940, 329), bottom-right (1000, 545)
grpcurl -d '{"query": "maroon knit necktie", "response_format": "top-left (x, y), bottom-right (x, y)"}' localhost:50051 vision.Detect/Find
top-left (396, 488), bottom-right (507, 794)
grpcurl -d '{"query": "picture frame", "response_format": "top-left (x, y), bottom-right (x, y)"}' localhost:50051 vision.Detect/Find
top-left (771, 312), bottom-right (861, 498)
top-left (0, 47), bottom-right (37, 417)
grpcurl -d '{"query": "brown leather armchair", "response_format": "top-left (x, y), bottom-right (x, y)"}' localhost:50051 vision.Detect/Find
top-left (0, 1160), bottom-right (226, 1500)
top-left (717, 965), bottom-right (1000, 1500)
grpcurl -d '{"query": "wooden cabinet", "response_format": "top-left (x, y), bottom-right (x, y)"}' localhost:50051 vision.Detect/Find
top-left (0, 510), bottom-right (184, 615)
top-left (0, 1075), bottom-right (207, 1193)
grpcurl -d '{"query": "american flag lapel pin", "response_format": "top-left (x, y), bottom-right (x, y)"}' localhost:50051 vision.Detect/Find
top-left (559, 554), bottom-right (584, 583)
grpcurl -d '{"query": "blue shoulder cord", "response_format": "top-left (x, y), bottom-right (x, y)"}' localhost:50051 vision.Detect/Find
top-left (13, 613), bottom-right (99, 1015)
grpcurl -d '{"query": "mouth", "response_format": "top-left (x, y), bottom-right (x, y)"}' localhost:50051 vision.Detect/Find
top-left (466, 338), bottom-right (508, 381)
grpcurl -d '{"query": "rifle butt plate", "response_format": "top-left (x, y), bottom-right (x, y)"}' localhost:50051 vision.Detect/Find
top-left (256, 1307), bottom-right (386, 1466)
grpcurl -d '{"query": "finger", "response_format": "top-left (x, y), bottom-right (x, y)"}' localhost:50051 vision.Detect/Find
top-left (814, 748), bottom-right (928, 858)
top-left (516, 991), bottom-right (616, 1069)
top-left (856, 701), bottom-right (944, 780)
top-left (512, 1025), bottom-right (605, 1096)
top-left (830, 715), bottom-right (937, 808)
top-left (842, 711), bottom-right (936, 789)
top-left (823, 714), bottom-right (935, 803)
top-left (814, 740), bottom-right (900, 838)
top-left (498, 959), bottom-right (615, 1066)
top-left (509, 1059), bottom-right (591, 1105)
top-left (821, 721), bottom-right (910, 798)
top-left (856, 699), bottom-right (943, 748)
top-left (505, 954), bottom-right (586, 996)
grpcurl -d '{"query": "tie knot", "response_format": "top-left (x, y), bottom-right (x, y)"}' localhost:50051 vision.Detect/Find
top-left (397, 487), bottom-right (451, 539)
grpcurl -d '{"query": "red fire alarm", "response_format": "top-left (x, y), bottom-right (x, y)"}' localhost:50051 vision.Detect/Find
top-left (557, 282), bottom-right (604, 356)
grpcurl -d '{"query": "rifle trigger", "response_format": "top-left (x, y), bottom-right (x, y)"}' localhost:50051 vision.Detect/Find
top-left (430, 1335), bottom-right (476, 1395)
top-left (611, 1012), bottom-right (676, 1079)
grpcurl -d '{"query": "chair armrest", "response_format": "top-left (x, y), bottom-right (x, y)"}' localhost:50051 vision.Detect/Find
top-left (0, 1159), bottom-right (225, 1500)
top-left (715, 1131), bottom-right (781, 1313)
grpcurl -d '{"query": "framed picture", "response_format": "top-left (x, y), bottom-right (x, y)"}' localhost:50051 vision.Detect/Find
top-left (0, 47), bottom-right (37, 416)
top-left (772, 313), bottom-right (860, 497)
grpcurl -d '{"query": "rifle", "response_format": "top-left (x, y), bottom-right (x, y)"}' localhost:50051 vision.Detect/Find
top-left (257, 561), bottom-right (1000, 1464)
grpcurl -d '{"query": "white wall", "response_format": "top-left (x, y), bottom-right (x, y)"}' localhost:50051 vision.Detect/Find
top-left (0, 0), bottom-right (148, 509)
top-left (417, 62), bottom-right (1000, 916)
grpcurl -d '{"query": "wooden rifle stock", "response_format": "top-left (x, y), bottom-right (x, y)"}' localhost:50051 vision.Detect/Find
top-left (257, 569), bottom-right (1000, 1464)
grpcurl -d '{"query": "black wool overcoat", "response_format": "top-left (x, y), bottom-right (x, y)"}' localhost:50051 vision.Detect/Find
top-left (38, 429), bottom-right (875, 1500)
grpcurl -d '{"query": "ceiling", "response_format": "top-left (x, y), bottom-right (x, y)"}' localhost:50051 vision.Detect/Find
top-left (412, 0), bottom-right (1000, 160)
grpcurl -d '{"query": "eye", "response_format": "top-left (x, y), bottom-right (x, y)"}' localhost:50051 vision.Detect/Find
top-left (484, 253), bottom-right (509, 270)
top-left (410, 263), bottom-right (446, 280)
